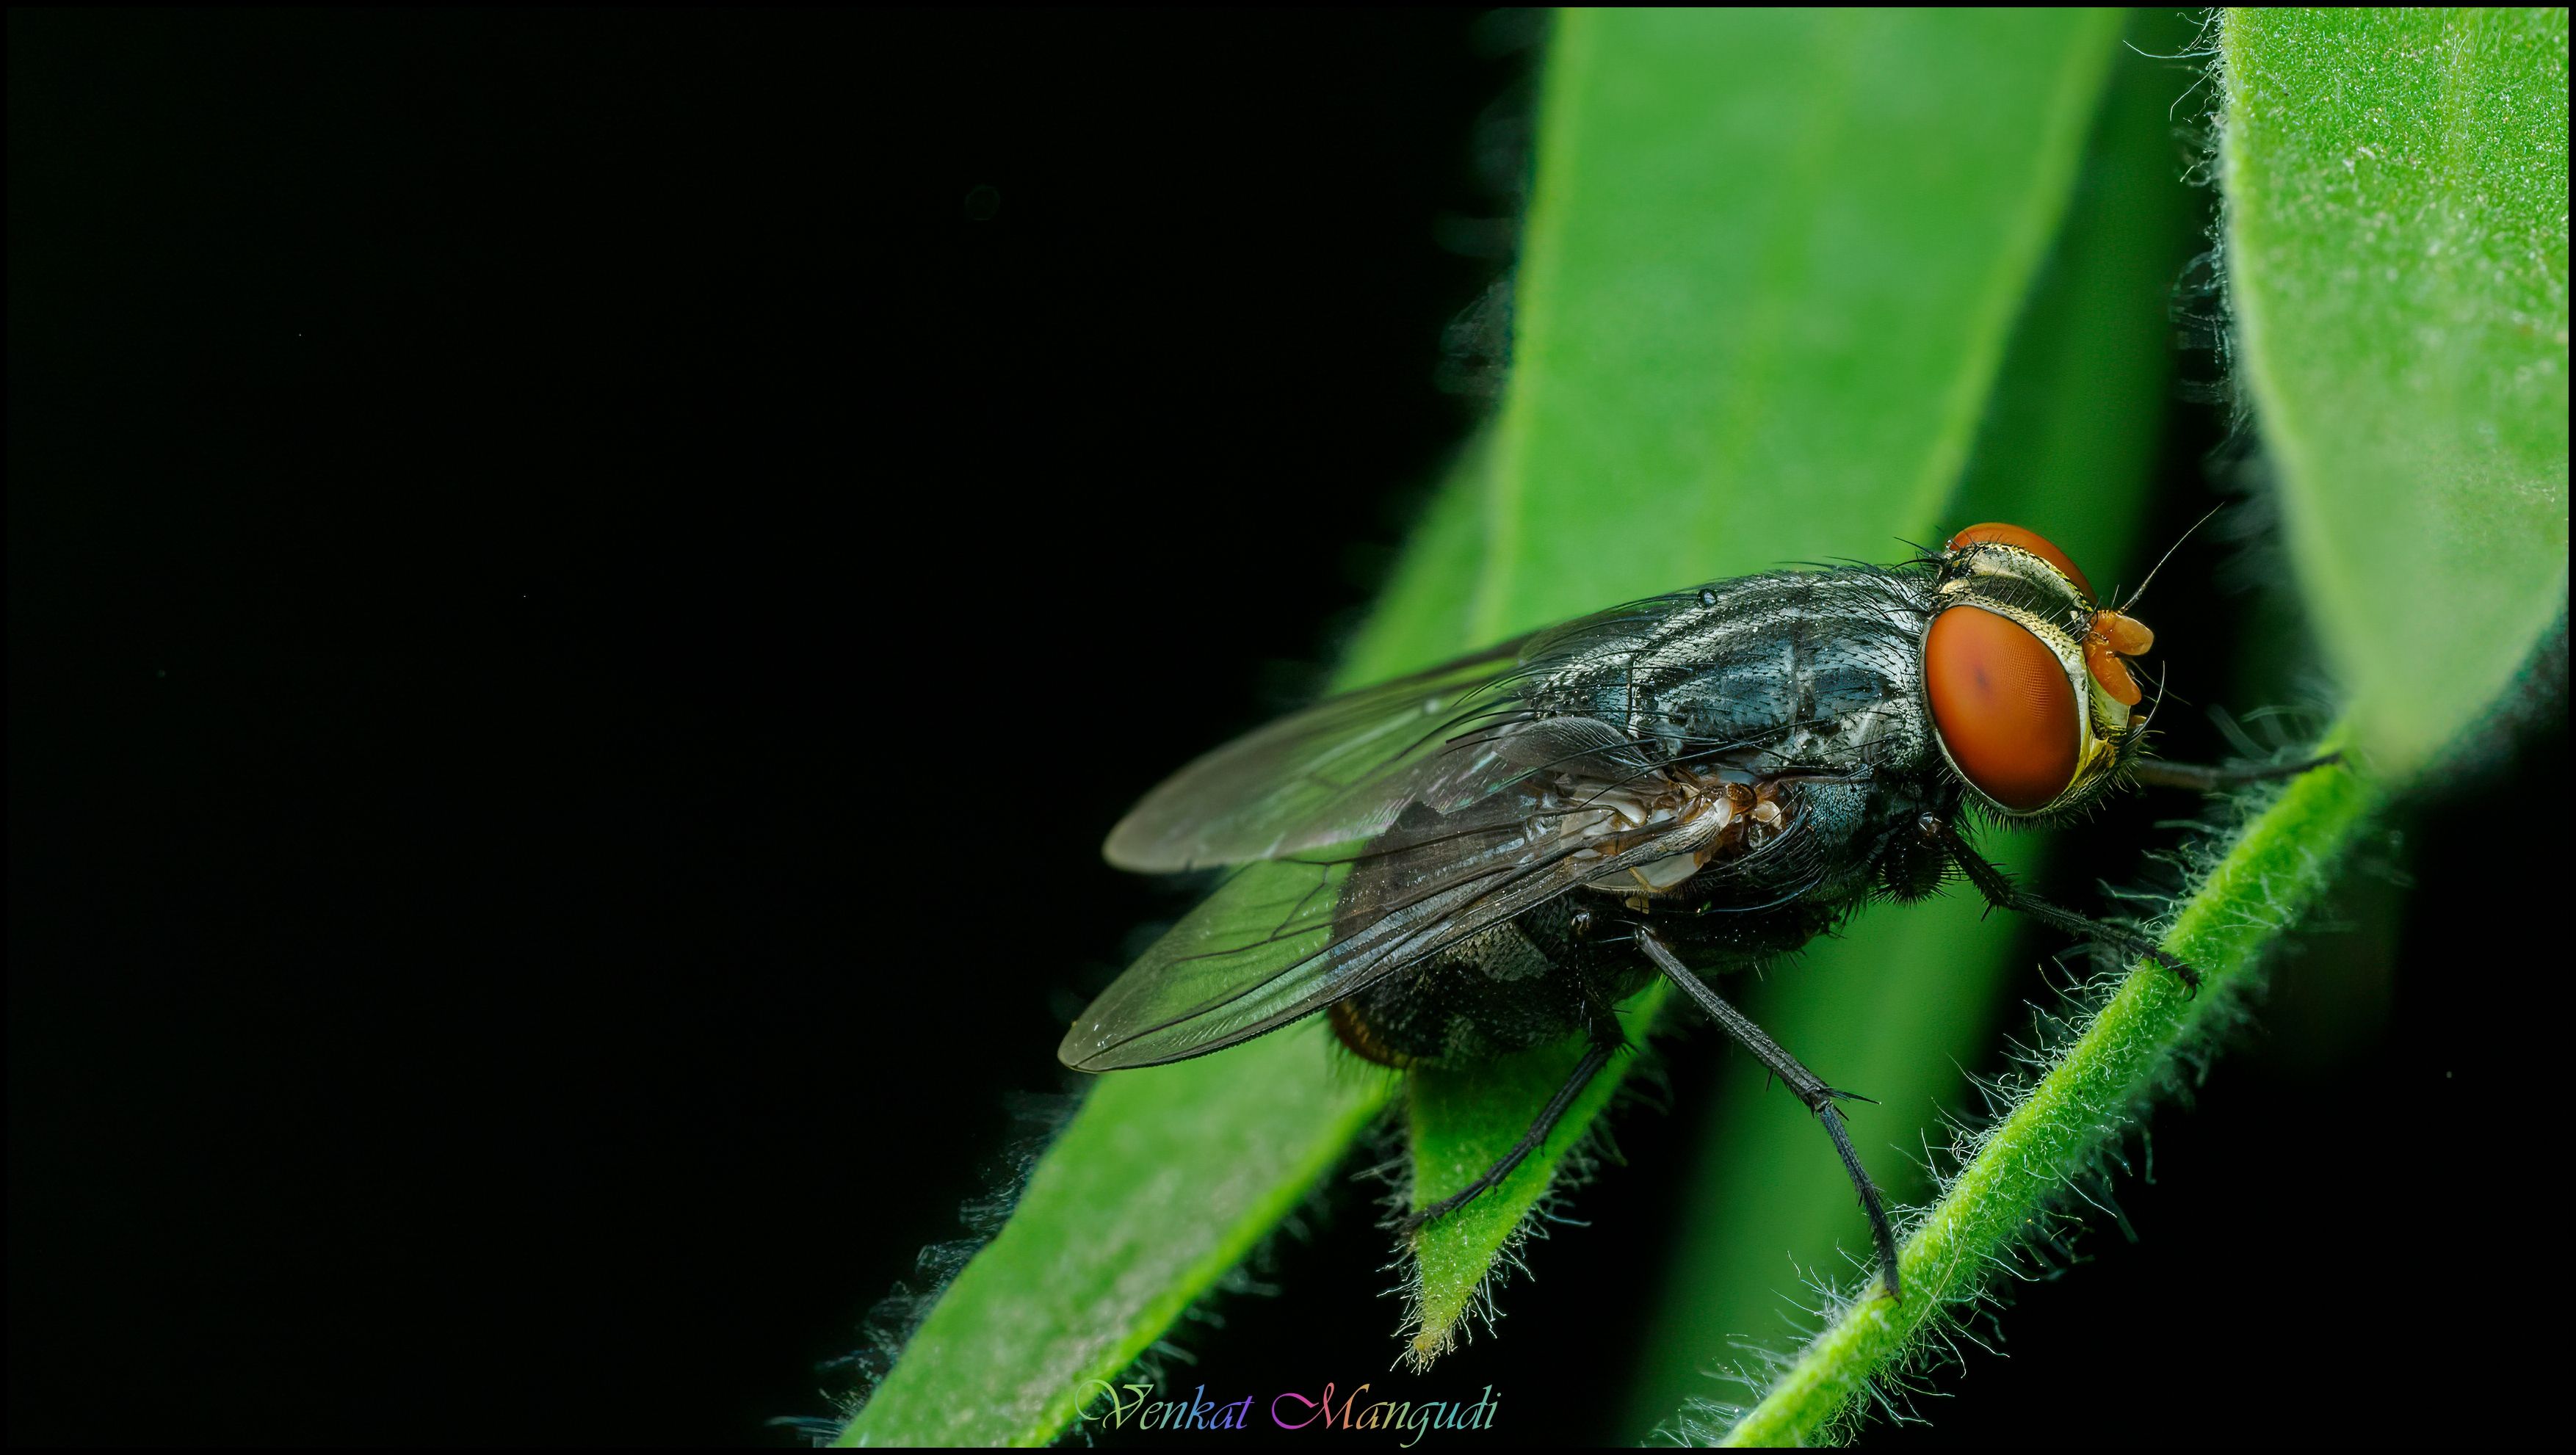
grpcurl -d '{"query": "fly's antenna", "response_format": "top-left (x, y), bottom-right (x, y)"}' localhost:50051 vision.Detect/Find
top-left (2117, 504), bottom-right (2224, 614)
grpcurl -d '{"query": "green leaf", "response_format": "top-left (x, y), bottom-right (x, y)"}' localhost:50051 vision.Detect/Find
top-left (1621, 13), bottom-right (2210, 1433)
top-left (1401, 6), bottom-right (2131, 1364)
top-left (1469, 8), bottom-right (2127, 636)
top-left (2221, 7), bottom-right (2570, 776)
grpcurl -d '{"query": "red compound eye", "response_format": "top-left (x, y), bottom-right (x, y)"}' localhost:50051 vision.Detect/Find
top-left (1946, 521), bottom-right (2094, 601)
top-left (1926, 606), bottom-right (2080, 811)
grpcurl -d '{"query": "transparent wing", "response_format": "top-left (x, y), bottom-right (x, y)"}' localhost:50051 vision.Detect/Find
top-left (1100, 642), bottom-right (1529, 871)
top-left (1061, 716), bottom-right (1722, 1070)
top-left (1103, 596), bottom-right (1692, 872)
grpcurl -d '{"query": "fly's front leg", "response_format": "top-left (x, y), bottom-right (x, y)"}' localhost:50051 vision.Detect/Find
top-left (1922, 813), bottom-right (2201, 993)
top-left (1637, 928), bottom-right (1902, 1301)
top-left (2130, 751), bottom-right (2342, 794)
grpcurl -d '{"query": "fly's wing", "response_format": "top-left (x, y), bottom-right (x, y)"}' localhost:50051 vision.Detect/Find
top-left (1100, 643), bottom-right (1530, 872)
top-left (1061, 716), bottom-right (1718, 1070)
top-left (1102, 595), bottom-right (1690, 873)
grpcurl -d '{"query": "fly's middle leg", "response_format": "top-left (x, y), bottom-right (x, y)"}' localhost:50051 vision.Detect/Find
top-left (1638, 926), bottom-right (1903, 1301)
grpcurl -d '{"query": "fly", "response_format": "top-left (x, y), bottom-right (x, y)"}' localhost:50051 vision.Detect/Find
top-left (1060, 522), bottom-right (2338, 1297)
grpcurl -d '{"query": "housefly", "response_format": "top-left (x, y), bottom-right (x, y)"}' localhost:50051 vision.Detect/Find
top-left (1060, 523), bottom-right (2337, 1296)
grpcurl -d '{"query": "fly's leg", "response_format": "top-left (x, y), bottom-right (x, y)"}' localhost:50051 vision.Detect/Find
top-left (1638, 928), bottom-right (1902, 1302)
top-left (1397, 1007), bottom-right (1627, 1236)
top-left (2131, 751), bottom-right (2342, 793)
top-left (1922, 813), bottom-right (2203, 993)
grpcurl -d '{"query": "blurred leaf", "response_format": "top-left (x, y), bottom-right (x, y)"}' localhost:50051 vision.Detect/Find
top-left (1464, 8), bottom-right (2128, 631)
top-left (2221, 7), bottom-right (2569, 775)
top-left (1621, 13), bottom-right (2209, 1433)
top-left (1403, 7), bottom-right (2133, 1363)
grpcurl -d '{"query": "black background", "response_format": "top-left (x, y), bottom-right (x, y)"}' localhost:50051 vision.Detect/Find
top-left (10, 10), bottom-right (2561, 1447)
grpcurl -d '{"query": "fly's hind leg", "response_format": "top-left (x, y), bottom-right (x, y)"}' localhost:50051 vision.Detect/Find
top-left (1397, 1001), bottom-right (1628, 1237)
top-left (1638, 927), bottom-right (1903, 1301)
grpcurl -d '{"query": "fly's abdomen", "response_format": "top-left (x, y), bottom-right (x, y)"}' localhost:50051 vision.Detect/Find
top-left (1327, 885), bottom-right (1856, 1070)
top-left (1329, 918), bottom-right (1581, 1067)
top-left (1325, 897), bottom-right (1685, 1067)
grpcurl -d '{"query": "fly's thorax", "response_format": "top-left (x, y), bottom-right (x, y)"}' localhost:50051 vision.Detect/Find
top-left (1580, 568), bottom-right (1939, 779)
top-left (1649, 569), bottom-right (1937, 777)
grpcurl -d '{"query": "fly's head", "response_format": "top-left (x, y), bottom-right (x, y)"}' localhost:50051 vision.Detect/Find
top-left (1920, 522), bottom-right (2158, 822)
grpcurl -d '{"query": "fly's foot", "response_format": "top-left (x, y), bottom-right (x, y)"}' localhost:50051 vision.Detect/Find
top-left (1395, 1191), bottom-right (1475, 1239)
top-left (2142, 943), bottom-right (2201, 997)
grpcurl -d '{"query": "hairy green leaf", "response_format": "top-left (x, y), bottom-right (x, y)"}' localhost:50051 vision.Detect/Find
top-left (2222, 7), bottom-right (2569, 775)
